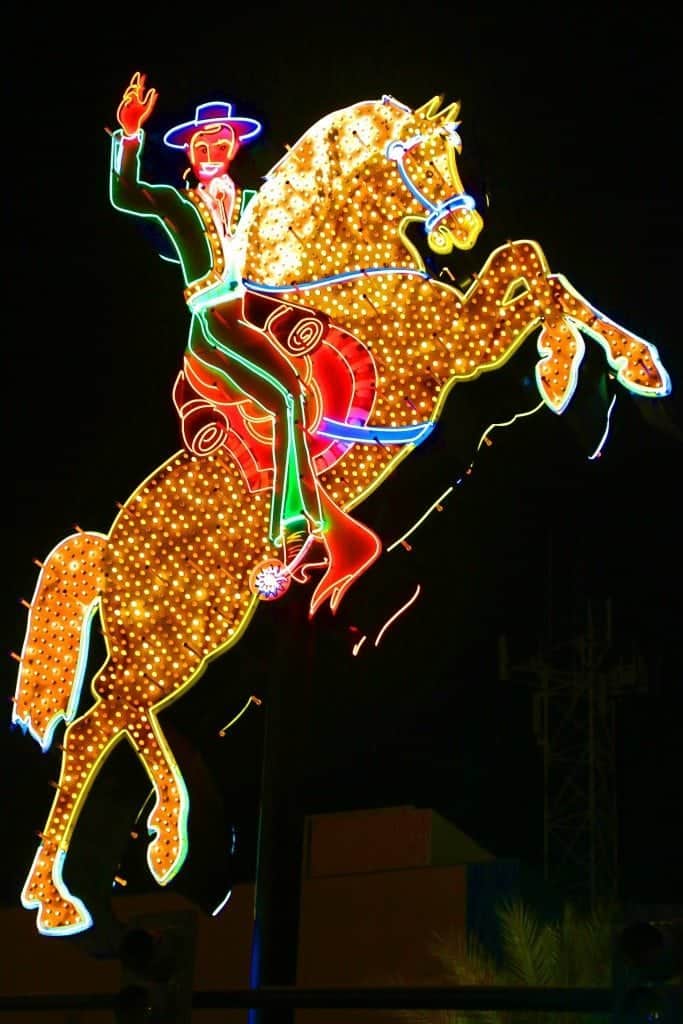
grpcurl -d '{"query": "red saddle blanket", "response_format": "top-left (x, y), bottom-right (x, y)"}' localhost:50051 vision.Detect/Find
top-left (173, 291), bottom-right (377, 492)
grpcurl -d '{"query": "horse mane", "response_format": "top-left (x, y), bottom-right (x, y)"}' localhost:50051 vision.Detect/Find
top-left (235, 94), bottom-right (463, 284)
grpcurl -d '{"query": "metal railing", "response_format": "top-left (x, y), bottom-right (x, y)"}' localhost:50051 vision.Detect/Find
top-left (0, 984), bottom-right (615, 1014)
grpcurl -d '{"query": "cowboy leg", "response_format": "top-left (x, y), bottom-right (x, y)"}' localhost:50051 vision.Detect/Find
top-left (199, 307), bottom-right (323, 539)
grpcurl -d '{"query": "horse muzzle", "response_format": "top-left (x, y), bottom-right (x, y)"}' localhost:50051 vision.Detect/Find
top-left (426, 204), bottom-right (483, 254)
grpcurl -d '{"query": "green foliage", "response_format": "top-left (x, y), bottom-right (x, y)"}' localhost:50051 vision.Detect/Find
top-left (394, 898), bottom-right (616, 1024)
top-left (423, 928), bottom-right (507, 1024)
top-left (497, 899), bottom-right (559, 988)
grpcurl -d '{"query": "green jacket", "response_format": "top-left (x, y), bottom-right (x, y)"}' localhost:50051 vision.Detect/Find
top-left (110, 129), bottom-right (217, 288)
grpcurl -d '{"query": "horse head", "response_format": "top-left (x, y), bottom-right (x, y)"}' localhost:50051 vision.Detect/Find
top-left (386, 94), bottom-right (484, 255)
top-left (239, 93), bottom-right (484, 286)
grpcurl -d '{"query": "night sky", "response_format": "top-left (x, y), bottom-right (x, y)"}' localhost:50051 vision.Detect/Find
top-left (3, 8), bottom-right (681, 921)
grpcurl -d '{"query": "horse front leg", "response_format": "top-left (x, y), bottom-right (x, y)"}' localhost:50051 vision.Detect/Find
top-left (459, 241), bottom-right (670, 409)
top-left (22, 698), bottom-right (124, 935)
top-left (454, 240), bottom-right (588, 412)
top-left (548, 272), bottom-right (671, 398)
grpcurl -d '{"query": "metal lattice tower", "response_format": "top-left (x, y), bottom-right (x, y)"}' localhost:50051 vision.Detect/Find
top-left (501, 599), bottom-right (648, 910)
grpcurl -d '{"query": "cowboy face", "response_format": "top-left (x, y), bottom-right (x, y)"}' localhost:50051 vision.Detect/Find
top-left (188, 124), bottom-right (237, 182)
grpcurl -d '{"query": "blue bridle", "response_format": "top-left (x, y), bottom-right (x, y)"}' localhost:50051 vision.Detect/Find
top-left (385, 127), bottom-right (476, 235)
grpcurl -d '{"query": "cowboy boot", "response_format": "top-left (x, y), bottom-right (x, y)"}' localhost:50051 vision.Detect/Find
top-left (281, 515), bottom-right (327, 583)
top-left (309, 490), bottom-right (382, 616)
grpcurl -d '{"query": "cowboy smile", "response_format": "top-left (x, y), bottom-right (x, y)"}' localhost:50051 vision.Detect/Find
top-left (200, 162), bottom-right (224, 175)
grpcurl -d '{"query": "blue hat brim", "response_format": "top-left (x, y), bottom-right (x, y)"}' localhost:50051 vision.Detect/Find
top-left (163, 115), bottom-right (262, 150)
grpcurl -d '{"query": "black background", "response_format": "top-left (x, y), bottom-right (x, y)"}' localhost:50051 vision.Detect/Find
top-left (3, 7), bottom-right (681, 919)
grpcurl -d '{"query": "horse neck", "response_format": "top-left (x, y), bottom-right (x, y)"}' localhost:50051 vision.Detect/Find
top-left (239, 101), bottom-right (417, 284)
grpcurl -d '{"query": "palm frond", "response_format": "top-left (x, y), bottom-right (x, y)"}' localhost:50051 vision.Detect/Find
top-left (395, 898), bottom-right (616, 1024)
top-left (430, 929), bottom-right (502, 987)
top-left (496, 899), bottom-right (559, 986)
top-left (424, 930), bottom-right (508, 1024)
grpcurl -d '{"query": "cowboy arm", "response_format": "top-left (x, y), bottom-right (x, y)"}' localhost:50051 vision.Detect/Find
top-left (110, 71), bottom-right (188, 227)
top-left (109, 128), bottom-right (183, 221)
top-left (109, 131), bottom-right (225, 288)
top-left (109, 73), bottom-right (224, 284)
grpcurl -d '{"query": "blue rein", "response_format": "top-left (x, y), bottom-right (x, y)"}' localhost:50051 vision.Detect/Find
top-left (318, 417), bottom-right (434, 447)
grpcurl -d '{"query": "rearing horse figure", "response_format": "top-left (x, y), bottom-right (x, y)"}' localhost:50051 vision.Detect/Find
top-left (12, 94), bottom-right (670, 936)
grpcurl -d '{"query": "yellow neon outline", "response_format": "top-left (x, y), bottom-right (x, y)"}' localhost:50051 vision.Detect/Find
top-left (352, 635), bottom-right (367, 656)
top-left (219, 695), bottom-right (262, 736)
top-left (374, 585), bottom-right (422, 647)
top-left (475, 400), bottom-right (546, 450)
top-left (387, 487), bottom-right (454, 552)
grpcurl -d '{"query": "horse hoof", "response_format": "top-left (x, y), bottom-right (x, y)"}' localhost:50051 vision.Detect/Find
top-left (22, 844), bottom-right (93, 935)
top-left (35, 897), bottom-right (92, 935)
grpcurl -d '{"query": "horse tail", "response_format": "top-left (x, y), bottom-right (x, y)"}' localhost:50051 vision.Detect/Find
top-left (12, 531), bottom-right (108, 752)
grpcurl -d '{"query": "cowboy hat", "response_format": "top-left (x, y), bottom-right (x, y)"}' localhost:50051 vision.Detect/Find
top-left (163, 102), bottom-right (262, 149)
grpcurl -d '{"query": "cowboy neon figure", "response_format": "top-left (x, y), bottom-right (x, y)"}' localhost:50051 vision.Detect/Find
top-left (110, 72), bottom-right (381, 611)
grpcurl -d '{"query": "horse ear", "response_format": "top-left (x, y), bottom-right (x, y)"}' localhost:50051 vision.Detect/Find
top-left (415, 96), bottom-right (462, 124)
top-left (437, 101), bottom-right (461, 124)
top-left (415, 95), bottom-right (445, 119)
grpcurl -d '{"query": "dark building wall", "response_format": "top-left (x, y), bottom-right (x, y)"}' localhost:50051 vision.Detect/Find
top-left (3, 806), bottom-right (553, 1024)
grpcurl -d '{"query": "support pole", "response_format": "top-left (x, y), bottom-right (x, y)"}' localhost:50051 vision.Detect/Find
top-left (249, 595), bottom-right (313, 1024)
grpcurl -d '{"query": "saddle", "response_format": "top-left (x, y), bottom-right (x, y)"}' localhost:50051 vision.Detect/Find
top-left (172, 288), bottom-right (377, 491)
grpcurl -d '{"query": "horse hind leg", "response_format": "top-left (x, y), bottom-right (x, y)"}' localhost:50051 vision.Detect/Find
top-left (548, 273), bottom-right (671, 397)
top-left (22, 697), bottom-right (125, 935)
top-left (23, 698), bottom-right (191, 932)
top-left (127, 707), bottom-right (190, 887)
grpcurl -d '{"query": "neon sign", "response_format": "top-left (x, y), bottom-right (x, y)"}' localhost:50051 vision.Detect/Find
top-left (11, 76), bottom-right (670, 935)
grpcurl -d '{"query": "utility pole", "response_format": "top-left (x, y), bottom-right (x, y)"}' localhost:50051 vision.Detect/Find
top-left (500, 599), bottom-right (648, 909)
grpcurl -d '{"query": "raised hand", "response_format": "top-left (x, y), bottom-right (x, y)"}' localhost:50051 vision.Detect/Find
top-left (116, 71), bottom-right (158, 136)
